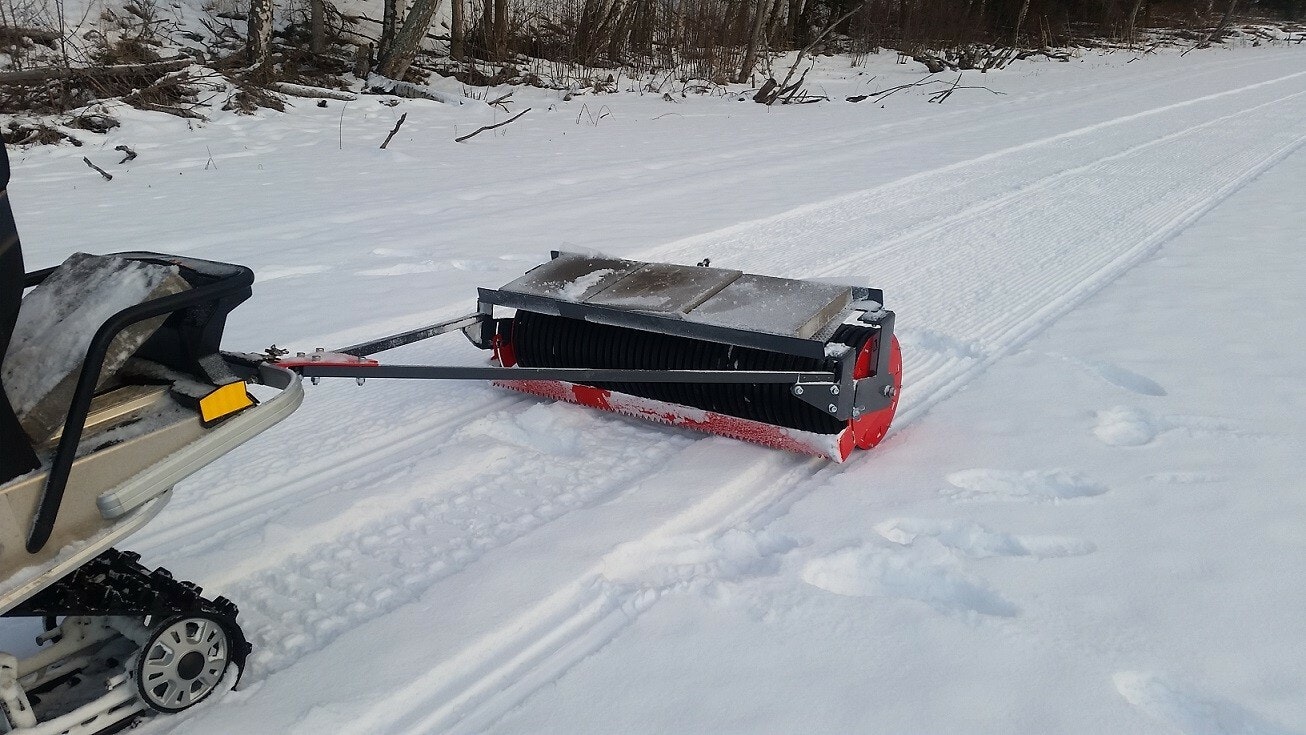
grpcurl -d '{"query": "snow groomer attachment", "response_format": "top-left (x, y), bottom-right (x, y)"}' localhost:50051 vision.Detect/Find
top-left (282, 251), bottom-right (901, 461)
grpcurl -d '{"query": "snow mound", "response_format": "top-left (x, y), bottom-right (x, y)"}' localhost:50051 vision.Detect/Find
top-left (602, 529), bottom-right (799, 588)
top-left (801, 544), bottom-right (1019, 617)
top-left (1093, 406), bottom-right (1158, 446)
top-left (1114, 672), bottom-right (1300, 735)
top-left (1078, 358), bottom-right (1168, 396)
top-left (943, 468), bottom-right (1108, 502)
top-left (874, 518), bottom-right (1096, 559)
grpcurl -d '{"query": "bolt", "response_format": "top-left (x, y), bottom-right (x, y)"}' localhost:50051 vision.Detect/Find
top-left (356, 377), bottom-right (366, 386)
top-left (830, 385), bottom-right (840, 395)
top-left (828, 404), bottom-right (838, 414)
top-left (851, 408), bottom-right (863, 418)
top-left (882, 385), bottom-right (896, 397)
top-left (793, 386), bottom-right (805, 396)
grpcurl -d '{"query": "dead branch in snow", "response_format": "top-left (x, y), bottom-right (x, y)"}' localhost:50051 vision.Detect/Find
top-left (845, 75), bottom-right (936, 103)
top-left (83, 157), bottom-right (112, 180)
top-left (367, 76), bottom-right (479, 106)
top-left (0, 58), bottom-right (189, 85)
top-left (454, 108), bottom-right (529, 142)
top-left (845, 74), bottom-right (1002, 104)
top-left (270, 82), bottom-right (357, 101)
top-left (757, 0), bottom-right (867, 105)
top-left (1182, 0), bottom-right (1240, 55)
top-left (380, 112), bottom-right (408, 148)
top-left (927, 74), bottom-right (1004, 103)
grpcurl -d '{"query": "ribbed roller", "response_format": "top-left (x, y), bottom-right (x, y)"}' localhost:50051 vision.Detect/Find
top-left (508, 310), bottom-right (878, 435)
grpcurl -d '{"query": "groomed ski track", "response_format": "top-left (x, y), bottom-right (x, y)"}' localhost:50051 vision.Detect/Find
top-left (15, 47), bottom-right (1303, 734)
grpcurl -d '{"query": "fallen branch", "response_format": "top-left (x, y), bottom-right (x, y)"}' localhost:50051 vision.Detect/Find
top-left (121, 68), bottom-right (191, 104)
top-left (83, 157), bottom-right (112, 181)
top-left (455, 108), bottom-right (529, 143)
top-left (380, 112), bottom-right (407, 149)
top-left (270, 82), bottom-right (357, 101)
top-left (761, 0), bottom-right (867, 105)
top-left (0, 58), bottom-right (189, 85)
top-left (135, 101), bottom-right (207, 119)
top-left (846, 74), bottom-right (936, 103)
top-left (115, 145), bottom-right (137, 164)
top-left (367, 75), bottom-right (482, 107)
top-left (0, 26), bottom-right (61, 45)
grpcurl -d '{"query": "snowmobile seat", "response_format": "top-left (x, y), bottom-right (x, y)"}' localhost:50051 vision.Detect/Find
top-left (5, 253), bottom-right (196, 446)
top-left (0, 250), bottom-right (301, 607)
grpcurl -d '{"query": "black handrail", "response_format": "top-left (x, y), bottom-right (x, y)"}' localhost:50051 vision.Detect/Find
top-left (25, 262), bottom-right (253, 553)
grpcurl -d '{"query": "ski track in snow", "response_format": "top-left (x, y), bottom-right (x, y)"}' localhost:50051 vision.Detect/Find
top-left (105, 53), bottom-right (1306, 733)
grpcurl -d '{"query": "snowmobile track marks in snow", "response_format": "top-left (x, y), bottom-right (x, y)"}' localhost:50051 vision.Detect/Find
top-left (354, 74), bottom-right (1306, 733)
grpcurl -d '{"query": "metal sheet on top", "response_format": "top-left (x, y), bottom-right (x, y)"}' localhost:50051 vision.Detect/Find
top-left (496, 254), bottom-right (640, 303)
top-left (686, 274), bottom-right (853, 340)
top-left (488, 252), bottom-right (865, 356)
top-left (585, 263), bottom-right (742, 313)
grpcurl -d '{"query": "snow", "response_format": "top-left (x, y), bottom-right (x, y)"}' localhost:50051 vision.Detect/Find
top-left (3, 42), bottom-right (1306, 734)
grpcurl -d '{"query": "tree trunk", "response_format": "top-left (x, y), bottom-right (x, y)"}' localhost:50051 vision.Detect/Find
top-left (765, 0), bottom-right (784, 47)
top-left (737, 0), bottom-right (768, 82)
top-left (247, 0), bottom-right (274, 70)
top-left (577, 0), bottom-right (605, 62)
top-left (608, 0), bottom-right (638, 61)
top-left (310, 0), bottom-right (325, 54)
top-left (451, 0), bottom-right (464, 59)
top-left (375, 0), bottom-right (444, 78)
top-left (1012, 0), bottom-right (1030, 45)
top-left (1125, 0), bottom-right (1144, 46)
top-left (492, 0), bottom-right (508, 59)
top-left (1200, 0), bottom-right (1238, 45)
top-left (787, 0), bottom-right (803, 45)
top-left (380, 0), bottom-right (401, 59)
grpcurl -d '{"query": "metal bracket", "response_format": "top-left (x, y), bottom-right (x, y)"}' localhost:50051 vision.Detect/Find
top-left (789, 309), bottom-right (896, 421)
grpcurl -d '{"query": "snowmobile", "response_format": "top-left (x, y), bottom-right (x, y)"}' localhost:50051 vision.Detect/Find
top-left (0, 150), bottom-right (899, 732)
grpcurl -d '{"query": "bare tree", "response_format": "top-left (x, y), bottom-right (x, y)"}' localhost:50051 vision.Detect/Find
top-left (310, 0), bottom-right (326, 54)
top-left (451, 0), bottom-right (465, 59)
top-left (380, 0), bottom-right (401, 56)
top-left (375, 0), bottom-right (445, 78)
top-left (1011, 0), bottom-right (1030, 45)
top-left (492, 0), bottom-right (507, 58)
top-left (1200, 0), bottom-right (1239, 46)
top-left (737, 0), bottom-right (768, 82)
top-left (248, 0), bottom-right (274, 70)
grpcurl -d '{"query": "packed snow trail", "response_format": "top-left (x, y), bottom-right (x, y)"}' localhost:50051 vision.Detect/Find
top-left (6, 45), bottom-right (1304, 735)
top-left (131, 52), bottom-right (1306, 569)
top-left (293, 64), bottom-right (1306, 735)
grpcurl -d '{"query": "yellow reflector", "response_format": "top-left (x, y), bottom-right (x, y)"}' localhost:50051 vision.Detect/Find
top-left (200, 381), bottom-right (254, 423)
